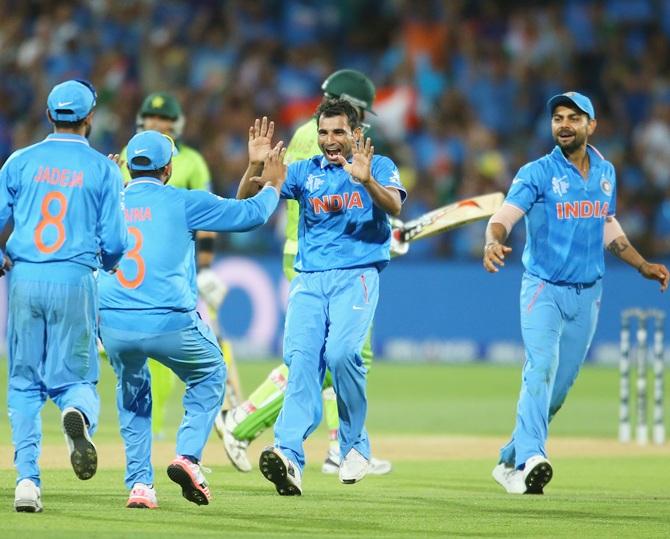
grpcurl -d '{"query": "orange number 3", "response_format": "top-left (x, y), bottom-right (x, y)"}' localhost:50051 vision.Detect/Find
top-left (116, 227), bottom-right (145, 289)
top-left (34, 191), bottom-right (67, 254)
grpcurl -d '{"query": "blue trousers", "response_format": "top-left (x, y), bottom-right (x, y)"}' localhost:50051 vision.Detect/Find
top-left (500, 273), bottom-right (601, 468)
top-left (7, 262), bottom-right (100, 487)
top-left (100, 312), bottom-right (225, 489)
top-left (275, 267), bottom-right (379, 471)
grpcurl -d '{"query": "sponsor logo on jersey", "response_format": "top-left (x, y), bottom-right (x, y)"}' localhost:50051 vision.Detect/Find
top-left (555, 200), bottom-right (609, 219)
top-left (34, 166), bottom-right (83, 188)
top-left (552, 175), bottom-right (569, 197)
top-left (310, 191), bottom-right (364, 214)
top-left (305, 173), bottom-right (325, 193)
top-left (600, 177), bottom-right (613, 196)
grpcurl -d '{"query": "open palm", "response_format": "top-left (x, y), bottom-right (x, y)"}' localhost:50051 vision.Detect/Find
top-left (248, 116), bottom-right (275, 164)
top-left (336, 136), bottom-right (374, 183)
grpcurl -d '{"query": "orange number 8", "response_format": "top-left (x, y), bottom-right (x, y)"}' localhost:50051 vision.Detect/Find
top-left (34, 191), bottom-right (68, 254)
top-left (116, 227), bottom-right (145, 289)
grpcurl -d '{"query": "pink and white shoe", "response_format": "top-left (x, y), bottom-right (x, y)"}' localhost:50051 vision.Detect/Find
top-left (126, 483), bottom-right (158, 509)
top-left (167, 456), bottom-right (212, 505)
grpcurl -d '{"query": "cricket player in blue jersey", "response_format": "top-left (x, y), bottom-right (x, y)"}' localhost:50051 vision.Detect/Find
top-left (483, 91), bottom-right (669, 495)
top-left (0, 79), bottom-right (127, 512)
top-left (98, 129), bottom-right (285, 509)
top-left (238, 98), bottom-right (406, 496)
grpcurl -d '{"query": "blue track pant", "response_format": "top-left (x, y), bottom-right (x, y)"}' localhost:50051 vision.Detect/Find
top-left (274, 267), bottom-right (379, 472)
top-left (100, 312), bottom-right (225, 488)
top-left (7, 262), bottom-right (99, 487)
top-left (500, 273), bottom-right (601, 468)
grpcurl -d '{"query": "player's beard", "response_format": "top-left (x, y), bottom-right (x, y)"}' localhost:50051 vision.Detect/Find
top-left (554, 129), bottom-right (587, 155)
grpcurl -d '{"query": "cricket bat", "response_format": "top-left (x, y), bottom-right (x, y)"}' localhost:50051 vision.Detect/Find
top-left (398, 192), bottom-right (504, 242)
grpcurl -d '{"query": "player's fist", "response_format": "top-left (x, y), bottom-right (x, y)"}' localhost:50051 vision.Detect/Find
top-left (197, 268), bottom-right (229, 309)
top-left (483, 242), bottom-right (512, 273)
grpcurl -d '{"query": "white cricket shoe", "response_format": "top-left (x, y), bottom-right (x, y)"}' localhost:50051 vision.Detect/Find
top-left (259, 446), bottom-right (302, 496)
top-left (167, 456), bottom-right (212, 505)
top-left (126, 483), bottom-right (158, 509)
top-left (339, 448), bottom-right (369, 484)
top-left (14, 479), bottom-right (43, 513)
top-left (491, 463), bottom-right (525, 494)
top-left (322, 447), bottom-right (392, 475)
top-left (523, 455), bottom-right (553, 494)
top-left (215, 409), bottom-right (252, 473)
top-left (62, 407), bottom-right (97, 480)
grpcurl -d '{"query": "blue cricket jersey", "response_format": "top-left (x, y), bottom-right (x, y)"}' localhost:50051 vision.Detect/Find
top-left (505, 145), bottom-right (616, 284)
top-left (0, 133), bottom-right (127, 271)
top-left (98, 179), bottom-right (278, 329)
top-left (281, 154), bottom-right (406, 272)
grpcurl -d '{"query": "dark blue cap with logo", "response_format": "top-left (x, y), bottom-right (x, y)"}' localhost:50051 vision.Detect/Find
top-left (547, 91), bottom-right (595, 119)
top-left (127, 130), bottom-right (177, 171)
top-left (47, 79), bottom-right (97, 121)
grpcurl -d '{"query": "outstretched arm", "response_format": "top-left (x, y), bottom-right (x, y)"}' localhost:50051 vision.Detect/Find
top-left (605, 217), bottom-right (669, 291)
top-left (237, 116), bottom-right (279, 199)
top-left (483, 203), bottom-right (524, 273)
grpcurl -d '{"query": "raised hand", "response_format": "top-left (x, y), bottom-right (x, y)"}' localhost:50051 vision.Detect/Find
top-left (248, 116), bottom-right (275, 165)
top-left (335, 134), bottom-right (373, 184)
top-left (107, 153), bottom-right (126, 169)
top-left (250, 141), bottom-right (286, 191)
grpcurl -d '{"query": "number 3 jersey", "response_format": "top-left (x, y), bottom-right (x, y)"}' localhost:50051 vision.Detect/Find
top-left (0, 133), bottom-right (127, 271)
top-left (98, 178), bottom-right (279, 329)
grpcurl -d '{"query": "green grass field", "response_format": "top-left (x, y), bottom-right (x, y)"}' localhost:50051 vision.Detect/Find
top-left (1, 361), bottom-right (669, 538)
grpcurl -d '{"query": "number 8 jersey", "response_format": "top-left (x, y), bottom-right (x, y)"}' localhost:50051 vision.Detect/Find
top-left (0, 133), bottom-right (127, 271)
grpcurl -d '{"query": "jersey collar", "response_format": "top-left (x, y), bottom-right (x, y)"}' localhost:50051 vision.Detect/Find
top-left (550, 144), bottom-right (605, 170)
top-left (126, 177), bottom-right (164, 189)
top-left (318, 155), bottom-right (353, 169)
top-left (46, 133), bottom-right (90, 146)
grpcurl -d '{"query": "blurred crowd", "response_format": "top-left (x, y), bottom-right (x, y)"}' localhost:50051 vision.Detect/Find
top-left (1, 0), bottom-right (670, 259)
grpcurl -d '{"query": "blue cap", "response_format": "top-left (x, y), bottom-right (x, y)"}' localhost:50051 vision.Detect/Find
top-left (47, 79), bottom-right (97, 122)
top-left (547, 91), bottom-right (595, 119)
top-left (126, 130), bottom-right (177, 171)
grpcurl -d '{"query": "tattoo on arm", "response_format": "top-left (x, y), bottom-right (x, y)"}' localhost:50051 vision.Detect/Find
top-left (607, 237), bottom-right (629, 258)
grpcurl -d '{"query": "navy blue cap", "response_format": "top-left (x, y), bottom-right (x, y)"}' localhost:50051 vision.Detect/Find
top-left (547, 91), bottom-right (595, 119)
top-left (47, 80), bottom-right (97, 121)
top-left (126, 130), bottom-right (177, 171)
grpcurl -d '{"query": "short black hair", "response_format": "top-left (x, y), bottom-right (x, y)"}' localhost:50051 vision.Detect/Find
top-left (316, 98), bottom-right (361, 131)
top-left (129, 166), bottom-right (167, 179)
top-left (52, 118), bottom-right (87, 129)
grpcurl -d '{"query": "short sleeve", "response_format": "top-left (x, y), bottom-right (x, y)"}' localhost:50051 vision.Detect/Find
top-left (372, 155), bottom-right (407, 203)
top-left (505, 163), bottom-right (542, 213)
top-left (280, 162), bottom-right (301, 200)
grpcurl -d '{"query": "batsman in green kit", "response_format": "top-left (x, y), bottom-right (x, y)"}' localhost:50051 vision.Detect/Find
top-left (214, 70), bottom-right (392, 475)
top-left (119, 93), bottom-right (234, 439)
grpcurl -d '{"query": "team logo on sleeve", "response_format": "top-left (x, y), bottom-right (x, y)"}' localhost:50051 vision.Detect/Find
top-left (305, 173), bottom-right (324, 193)
top-left (600, 177), bottom-right (613, 197)
top-left (552, 176), bottom-right (569, 197)
top-left (389, 168), bottom-right (401, 185)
